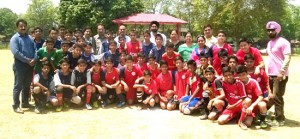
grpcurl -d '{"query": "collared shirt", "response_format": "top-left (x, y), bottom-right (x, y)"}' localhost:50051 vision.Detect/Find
top-left (10, 32), bottom-right (37, 64)
top-left (93, 34), bottom-right (106, 55)
top-left (150, 31), bottom-right (167, 46)
top-left (114, 35), bottom-right (131, 47)
top-left (205, 36), bottom-right (217, 48)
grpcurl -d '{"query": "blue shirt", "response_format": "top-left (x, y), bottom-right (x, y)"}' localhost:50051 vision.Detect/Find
top-left (142, 42), bottom-right (154, 59)
top-left (149, 46), bottom-right (165, 63)
top-left (103, 51), bottom-right (120, 67)
top-left (34, 38), bottom-right (45, 50)
top-left (10, 32), bottom-right (37, 64)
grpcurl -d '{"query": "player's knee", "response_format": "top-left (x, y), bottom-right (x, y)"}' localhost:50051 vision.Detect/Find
top-left (258, 101), bottom-right (267, 108)
top-left (160, 102), bottom-right (166, 109)
top-left (71, 96), bottom-right (81, 104)
top-left (183, 107), bottom-right (192, 115)
top-left (243, 98), bottom-right (252, 107)
top-left (217, 116), bottom-right (227, 125)
top-left (56, 86), bottom-right (64, 92)
top-left (33, 87), bottom-right (41, 94)
top-left (167, 103), bottom-right (173, 111)
top-left (149, 99), bottom-right (155, 107)
top-left (51, 98), bottom-right (58, 106)
top-left (166, 90), bottom-right (174, 99)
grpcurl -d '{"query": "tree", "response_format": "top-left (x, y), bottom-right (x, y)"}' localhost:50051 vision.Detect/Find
top-left (23, 0), bottom-right (57, 36)
top-left (58, 0), bottom-right (144, 32)
top-left (0, 8), bottom-right (18, 39)
top-left (143, 0), bottom-right (173, 13)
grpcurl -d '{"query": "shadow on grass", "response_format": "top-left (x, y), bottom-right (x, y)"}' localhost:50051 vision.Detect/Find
top-left (285, 118), bottom-right (300, 127)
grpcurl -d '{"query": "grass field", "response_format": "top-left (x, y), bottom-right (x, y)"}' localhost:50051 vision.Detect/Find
top-left (0, 50), bottom-right (299, 139)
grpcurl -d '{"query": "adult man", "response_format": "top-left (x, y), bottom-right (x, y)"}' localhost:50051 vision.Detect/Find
top-left (94, 24), bottom-right (106, 55)
top-left (203, 24), bottom-right (217, 48)
top-left (265, 21), bottom-right (291, 126)
top-left (150, 21), bottom-right (167, 46)
top-left (114, 24), bottom-right (131, 47)
top-left (10, 19), bottom-right (37, 114)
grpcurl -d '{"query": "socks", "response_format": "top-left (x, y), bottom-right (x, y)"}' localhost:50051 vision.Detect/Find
top-left (86, 85), bottom-right (92, 104)
top-left (137, 91), bottom-right (143, 103)
top-left (56, 93), bottom-right (63, 106)
top-left (117, 93), bottom-right (125, 103)
top-left (239, 107), bottom-right (247, 123)
top-left (260, 113), bottom-right (267, 122)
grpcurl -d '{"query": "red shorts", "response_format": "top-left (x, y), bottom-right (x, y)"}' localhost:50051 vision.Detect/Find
top-left (221, 102), bottom-right (243, 121)
top-left (126, 87), bottom-right (136, 100)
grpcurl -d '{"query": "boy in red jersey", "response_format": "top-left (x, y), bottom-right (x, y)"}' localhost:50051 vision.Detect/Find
top-left (200, 67), bottom-right (226, 120)
top-left (236, 65), bottom-right (268, 129)
top-left (227, 55), bottom-right (239, 77)
top-left (71, 58), bottom-right (93, 110)
top-left (217, 66), bottom-right (247, 125)
top-left (162, 43), bottom-right (179, 71)
top-left (126, 30), bottom-right (141, 62)
top-left (90, 60), bottom-right (106, 108)
top-left (118, 36), bottom-right (127, 53)
top-left (155, 60), bottom-right (175, 110)
top-left (120, 55), bottom-right (141, 106)
top-left (134, 70), bottom-right (158, 110)
top-left (147, 54), bottom-right (161, 79)
top-left (135, 53), bottom-right (148, 76)
top-left (101, 57), bottom-right (122, 107)
top-left (179, 60), bottom-right (203, 115)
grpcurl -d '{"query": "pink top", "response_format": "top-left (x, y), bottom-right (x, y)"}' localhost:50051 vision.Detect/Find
top-left (266, 37), bottom-right (291, 76)
top-left (236, 47), bottom-right (263, 66)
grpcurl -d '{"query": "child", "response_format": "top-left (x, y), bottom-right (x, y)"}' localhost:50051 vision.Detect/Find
top-left (133, 70), bottom-right (158, 110)
top-left (149, 34), bottom-right (165, 62)
top-left (47, 27), bottom-right (61, 49)
top-left (215, 49), bottom-right (229, 76)
top-left (236, 65), bottom-right (268, 129)
top-left (82, 43), bottom-right (96, 68)
top-left (102, 31), bottom-right (113, 53)
top-left (117, 50), bottom-right (127, 69)
top-left (126, 30), bottom-right (141, 62)
top-left (101, 40), bottom-right (120, 67)
top-left (179, 60), bottom-right (203, 115)
top-left (35, 37), bottom-right (56, 75)
top-left (217, 66), bottom-right (247, 125)
top-left (227, 55), bottom-right (239, 77)
top-left (54, 58), bottom-right (79, 112)
top-left (64, 30), bottom-right (75, 45)
top-left (142, 30), bottom-right (154, 59)
top-left (83, 27), bottom-right (97, 53)
top-left (90, 60), bottom-right (106, 108)
top-left (147, 54), bottom-right (161, 80)
top-left (135, 53), bottom-right (148, 76)
top-left (74, 28), bottom-right (83, 40)
top-left (195, 53), bottom-right (214, 82)
top-left (71, 58), bottom-right (94, 110)
top-left (118, 36), bottom-right (127, 53)
top-left (156, 60), bottom-right (175, 110)
top-left (120, 55), bottom-right (141, 105)
top-left (33, 61), bottom-right (56, 114)
top-left (200, 67), bottom-right (226, 120)
top-left (51, 41), bottom-right (72, 72)
top-left (101, 57), bottom-right (122, 107)
top-left (67, 43), bottom-right (83, 69)
top-left (162, 42), bottom-right (179, 71)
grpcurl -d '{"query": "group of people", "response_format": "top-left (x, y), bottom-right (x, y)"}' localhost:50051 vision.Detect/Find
top-left (10, 19), bottom-right (291, 130)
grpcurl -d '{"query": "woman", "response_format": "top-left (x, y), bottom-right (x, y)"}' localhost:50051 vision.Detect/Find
top-left (191, 35), bottom-right (211, 65)
top-left (169, 30), bottom-right (184, 52)
top-left (178, 32), bottom-right (198, 62)
top-left (236, 38), bottom-right (265, 74)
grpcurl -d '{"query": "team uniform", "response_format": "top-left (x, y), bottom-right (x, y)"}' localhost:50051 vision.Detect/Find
top-left (126, 41), bottom-right (141, 62)
top-left (180, 75), bottom-right (203, 108)
top-left (220, 79), bottom-right (247, 120)
top-left (102, 51), bottom-right (120, 67)
top-left (249, 69), bottom-right (269, 98)
top-left (147, 64), bottom-right (161, 80)
top-left (142, 79), bottom-right (158, 98)
top-left (210, 44), bottom-right (233, 75)
top-left (71, 69), bottom-right (92, 104)
top-left (243, 78), bottom-right (263, 115)
top-left (66, 53), bottom-right (81, 69)
top-left (120, 66), bottom-right (141, 100)
top-left (156, 71), bottom-right (174, 99)
top-left (51, 50), bottom-right (70, 69)
top-left (103, 67), bottom-right (120, 100)
top-left (162, 52), bottom-right (179, 70)
top-left (34, 47), bottom-right (56, 74)
top-left (174, 70), bottom-right (189, 100)
top-left (236, 47), bottom-right (263, 66)
top-left (81, 52), bottom-right (95, 69)
top-left (33, 73), bottom-right (55, 109)
top-left (54, 70), bottom-right (74, 100)
top-left (135, 63), bottom-right (148, 77)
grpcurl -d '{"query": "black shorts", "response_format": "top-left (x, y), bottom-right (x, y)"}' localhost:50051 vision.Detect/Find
top-left (107, 88), bottom-right (117, 100)
top-left (55, 88), bottom-right (73, 100)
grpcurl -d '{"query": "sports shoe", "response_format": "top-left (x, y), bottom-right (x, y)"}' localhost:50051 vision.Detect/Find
top-left (93, 101), bottom-right (99, 108)
top-left (101, 101), bottom-right (108, 108)
top-left (279, 120), bottom-right (285, 126)
top-left (21, 103), bottom-right (34, 108)
top-left (117, 101), bottom-right (126, 108)
top-left (34, 107), bottom-right (41, 114)
top-left (269, 120), bottom-right (285, 127)
top-left (260, 121), bottom-right (268, 129)
top-left (13, 107), bottom-right (24, 114)
top-left (56, 106), bottom-right (63, 112)
top-left (85, 104), bottom-right (92, 110)
top-left (239, 121), bottom-right (248, 130)
top-left (199, 113), bottom-right (208, 120)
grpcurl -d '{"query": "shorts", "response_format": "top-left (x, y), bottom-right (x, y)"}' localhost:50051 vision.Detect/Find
top-left (142, 93), bottom-right (151, 100)
top-left (126, 87), bottom-right (137, 100)
top-left (221, 102), bottom-right (243, 121)
top-left (55, 88), bottom-right (73, 100)
top-left (107, 88), bottom-right (117, 100)
top-left (180, 96), bottom-right (201, 107)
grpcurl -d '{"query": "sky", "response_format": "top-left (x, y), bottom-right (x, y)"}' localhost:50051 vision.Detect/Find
top-left (0, 0), bottom-right (60, 14)
top-left (0, 0), bottom-right (299, 14)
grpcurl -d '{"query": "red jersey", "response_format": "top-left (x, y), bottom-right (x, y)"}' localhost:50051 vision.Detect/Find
top-left (236, 47), bottom-right (263, 66)
top-left (162, 52), bottom-right (179, 70)
top-left (118, 44), bottom-right (127, 53)
top-left (211, 44), bottom-right (233, 75)
top-left (126, 41), bottom-right (141, 62)
top-left (135, 63), bottom-right (148, 77)
top-left (222, 79), bottom-right (246, 105)
top-left (175, 70), bottom-right (188, 99)
top-left (91, 70), bottom-right (105, 85)
top-left (156, 71), bottom-right (173, 96)
top-left (120, 66), bottom-right (141, 86)
top-left (104, 68), bottom-right (119, 85)
top-left (147, 64), bottom-right (161, 80)
top-left (144, 79), bottom-right (157, 95)
top-left (249, 69), bottom-right (269, 93)
top-left (244, 78), bottom-right (262, 102)
top-left (188, 74), bottom-right (203, 98)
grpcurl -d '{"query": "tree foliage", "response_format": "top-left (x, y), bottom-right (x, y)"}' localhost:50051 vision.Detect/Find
top-left (0, 8), bottom-right (18, 38)
top-left (58, 0), bottom-right (144, 32)
top-left (23, 0), bottom-right (57, 36)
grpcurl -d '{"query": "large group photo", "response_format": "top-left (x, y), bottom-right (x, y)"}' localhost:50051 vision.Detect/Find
top-left (1, 0), bottom-right (300, 138)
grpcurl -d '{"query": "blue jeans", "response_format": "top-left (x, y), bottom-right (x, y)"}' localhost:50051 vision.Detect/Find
top-left (12, 62), bottom-right (33, 109)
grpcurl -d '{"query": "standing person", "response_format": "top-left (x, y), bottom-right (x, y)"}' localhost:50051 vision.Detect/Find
top-left (149, 34), bottom-right (165, 62)
top-left (191, 35), bottom-right (211, 65)
top-left (94, 24), bottom-right (106, 55)
top-left (33, 27), bottom-right (45, 50)
top-left (265, 21), bottom-right (291, 126)
top-left (141, 30), bottom-right (155, 59)
top-left (126, 30), bottom-right (142, 62)
top-left (169, 30), bottom-right (184, 52)
top-left (114, 24), bottom-right (131, 46)
top-left (10, 19), bottom-right (37, 114)
top-left (203, 24), bottom-right (217, 48)
top-left (83, 27), bottom-right (97, 54)
top-left (150, 21), bottom-right (167, 46)
top-left (178, 32), bottom-right (198, 62)
top-left (58, 25), bottom-right (66, 42)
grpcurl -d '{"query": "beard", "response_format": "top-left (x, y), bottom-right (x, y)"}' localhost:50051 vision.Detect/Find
top-left (151, 29), bottom-right (158, 33)
top-left (268, 33), bottom-right (277, 39)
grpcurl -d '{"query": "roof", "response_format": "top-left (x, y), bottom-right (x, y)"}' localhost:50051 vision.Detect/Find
top-left (112, 13), bottom-right (188, 25)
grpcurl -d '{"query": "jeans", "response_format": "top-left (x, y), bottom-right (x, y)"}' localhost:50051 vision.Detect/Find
top-left (269, 76), bottom-right (288, 121)
top-left (12, 62), bottom-right (34, 109)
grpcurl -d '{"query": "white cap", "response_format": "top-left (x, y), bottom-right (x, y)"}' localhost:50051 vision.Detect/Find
top-left (71, 96), bottom-right (81, 104)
